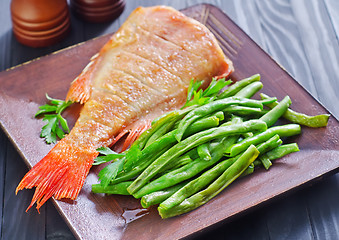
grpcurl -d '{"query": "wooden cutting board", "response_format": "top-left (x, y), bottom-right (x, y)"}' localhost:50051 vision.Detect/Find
top-left (0, 4), bottom-right (338, 240)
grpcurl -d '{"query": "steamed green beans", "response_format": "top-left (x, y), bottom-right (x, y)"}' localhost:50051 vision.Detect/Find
top-left (92, 73), bottom-right (328, 219)
top-left (133, 135), bottom-right (239, 198)
top-left (175, 97), bottom-right (265, 141)
top-left (122, 115), bottom-right (220, 174)
top-left (218, 74), bottom-right (261, 99)
top-left (225, 124), bottom-right (301, 157)
top-left (158, 145), bottom-right (260, 219)
top-left (141, 182), bottom-right (188, 208)
top-left (159, 156), bottom-right (239, 210)
top-left (128, 120), bottom-right (267, 195)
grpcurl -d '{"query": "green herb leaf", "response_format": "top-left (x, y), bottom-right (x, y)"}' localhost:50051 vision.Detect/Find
top-left (184, 79), bottom-right (203, 107)
top-left (98, 158), bottom-right (125, 187)
top-left (57, 114), bottom-right (70, 133)
top-left (203, 78), bottom-right (232, 97)
top-left (40, 115), bottom-right (58, 144)
top-left (35, 104), bottom-right (58, 117)
top-left (97, 147), bottom-right (118, 155)
top-left (36, 94), bottom-right (73, 144)
top-left (93, 147), bottom-right (125, 166)
top-left (183, 78), bottom-right (232, 108)
top-left (123, 144), bottom-right (142, 171)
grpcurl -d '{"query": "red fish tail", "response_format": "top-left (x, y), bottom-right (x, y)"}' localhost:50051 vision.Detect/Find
top-left (16, 139), bottom-right (98, 212)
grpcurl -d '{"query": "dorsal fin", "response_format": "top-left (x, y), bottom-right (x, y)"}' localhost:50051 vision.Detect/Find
top-left (66, 54), bottom-right (99, 104)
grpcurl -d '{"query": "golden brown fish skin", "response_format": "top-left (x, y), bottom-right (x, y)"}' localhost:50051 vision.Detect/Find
top-left (16, 6), bottom-right (234, 211)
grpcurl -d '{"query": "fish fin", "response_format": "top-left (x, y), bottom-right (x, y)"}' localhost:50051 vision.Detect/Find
top-left (16, 138), bottom-right (98, 212)
top-left (121, 122), bottom-right (150, 152)
top-left (110, 129), bottom-right (129, 147)
top-left (110, 119), bottom-right (152, 152)
top-left (66, 54), bottom-right (99, 104)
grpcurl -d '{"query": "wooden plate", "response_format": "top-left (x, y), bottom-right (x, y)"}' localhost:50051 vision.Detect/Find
top-left (0, 4), bottom-right (338, 240)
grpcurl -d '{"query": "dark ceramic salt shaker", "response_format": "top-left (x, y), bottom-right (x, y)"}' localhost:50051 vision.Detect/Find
top-left (11, 0), bottom-right (70, 47)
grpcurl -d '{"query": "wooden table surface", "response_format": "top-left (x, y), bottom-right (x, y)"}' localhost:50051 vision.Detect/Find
top-left (1, 0), bottom-right (338, 239)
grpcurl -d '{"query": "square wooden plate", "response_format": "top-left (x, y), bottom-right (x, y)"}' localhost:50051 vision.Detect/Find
top-left (0, 4), bottom-right (338, 240)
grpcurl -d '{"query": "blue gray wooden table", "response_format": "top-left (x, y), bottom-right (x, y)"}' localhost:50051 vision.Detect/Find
top-left (1, 0), bottom-right (339, 239)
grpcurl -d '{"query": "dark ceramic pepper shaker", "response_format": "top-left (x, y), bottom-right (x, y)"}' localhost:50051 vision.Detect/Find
top-left (70, 0), bottom-right (125, 23)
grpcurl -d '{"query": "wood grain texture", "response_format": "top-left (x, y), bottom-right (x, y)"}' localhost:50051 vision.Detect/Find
top-left (0, 0), bottom-right (338, 240)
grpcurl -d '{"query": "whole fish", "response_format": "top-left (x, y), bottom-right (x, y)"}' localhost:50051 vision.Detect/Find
top-left (16, 6), bottom-right (233, 211)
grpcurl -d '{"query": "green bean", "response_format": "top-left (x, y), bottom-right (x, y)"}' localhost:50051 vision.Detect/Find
top-left (132, 111), bottom-right (180, 150)
top-left (122, 115), bottom-right (220, 173)
top-left (242, 132), bottom-right (254, 139)
top-left (260, 97), bottom-right (278, 105)
top-left (197, 143), bottom-right (211, 161)
top-left (181, 116), bottom-right (220, 136)
top-left (259, 155), bottom-right (272, 170)
top-left (256, 134), bottom-right (282, 154)
top-left (255, 134), bottom-right (281, 170)
top-left (112, 115), bottom-right (221, 184)
top-left (128, 120), bottom-right (266, 195)
top-left (175, 97), bottom-right (265, 141)
top-left (141, 181), bottom-right (188, 208)
top-left (261, 93), bottom-right (330, 127)
top-left (225, 124), bottom-right (301, 157)
top-left (186, 148), bottom-right (199, 160)
top-left (218, 74), bottom-right (261, 99)
top-left (124, 107), bottom-right (196, 168)
top-left (122, 133), bottom-right (176, 174)
top-left (158, 145), bottom-right (260, 219)
top-left (241, 135), bottom-right (282, 173)
top-left (144, 120), bottom-right (176, 148)
top-left (233, 81), bottom-right (263, 98)
top-left (261, 143), bottom-right (299, 160)
top-left (120, 111), bottom-right (181, 174)
top-left (113, 142), bottom-right (174, 184)
top-left (184, 116), bottom-right (241, 161)
top-left (214, 111), bottom-right (225, 121)
top-left (240, 163), bottom-right (255, 177)
top-left (91, 181), bottom-right (132, 195)
top-left (159, 156), bottom-right (240, 210)
top-left (223, 105), bottom-right (263, 116)
top-left (135, 106), bottom-right (196, 149)
top-left (132, 135), bottom-right (239, 198)
top-left (231, 81), bottom-right (264, 140)
top-left (151, 106), bottom-right (195, 126)
top-left (259, 96), bottom-right (291, 127)
top-left (158, 154), bottom-right (193, 175)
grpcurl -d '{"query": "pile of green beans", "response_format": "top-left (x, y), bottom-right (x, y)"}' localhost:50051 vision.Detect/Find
top-left (91, 74), bottom-right (329, 219)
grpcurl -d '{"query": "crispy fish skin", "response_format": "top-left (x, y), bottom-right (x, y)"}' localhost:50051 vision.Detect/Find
top-left (16, 6), bottom-right (234, 211)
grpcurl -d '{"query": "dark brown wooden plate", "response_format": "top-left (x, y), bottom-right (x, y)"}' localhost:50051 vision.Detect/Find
top-left (0, 4), bottom-right (338, 240)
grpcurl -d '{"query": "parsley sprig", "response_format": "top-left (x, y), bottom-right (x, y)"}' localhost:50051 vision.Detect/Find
top-left (183, 77), bottom-right (232, 108)
top-left (35, 94), bottom-right (73, 144)
top-left (94, 147), bottom-right (125, 187)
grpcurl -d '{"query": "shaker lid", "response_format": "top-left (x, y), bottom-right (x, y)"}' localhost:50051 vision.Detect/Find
top-left (11, 0), bottom-right (68, 23)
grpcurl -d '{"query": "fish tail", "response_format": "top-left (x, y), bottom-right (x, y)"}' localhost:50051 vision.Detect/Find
top-left (16, 138), bottom-right (98, 212)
